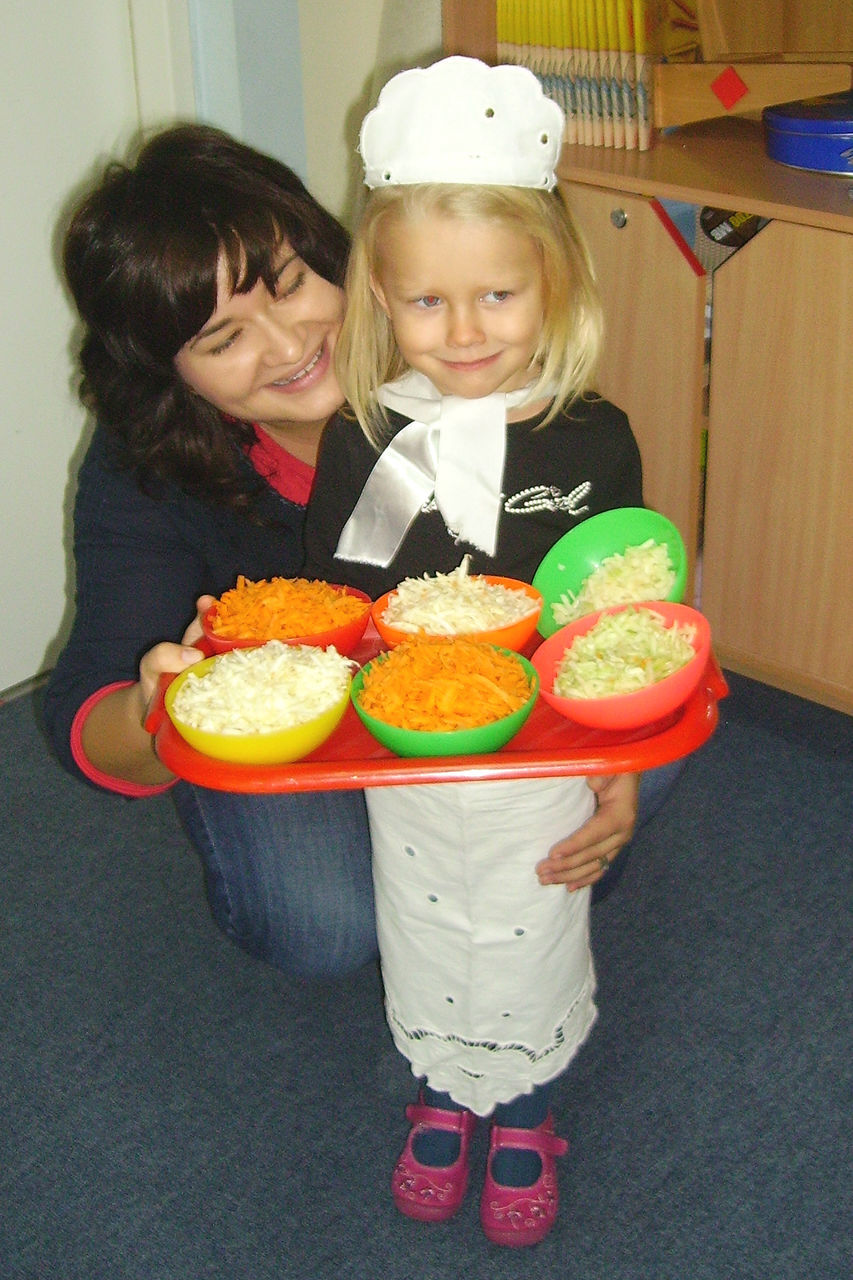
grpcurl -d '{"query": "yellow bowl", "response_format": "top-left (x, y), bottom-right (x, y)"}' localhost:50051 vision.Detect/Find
top-left (164, 655), bottom-right (351, 764)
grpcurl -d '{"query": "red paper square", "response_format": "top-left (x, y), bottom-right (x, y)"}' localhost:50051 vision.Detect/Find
top-left (711, 66), bottom-right (749, 111)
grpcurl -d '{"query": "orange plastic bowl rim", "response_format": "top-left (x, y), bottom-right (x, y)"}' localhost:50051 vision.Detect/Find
top-left (370, 575), bottom-right (543, 652)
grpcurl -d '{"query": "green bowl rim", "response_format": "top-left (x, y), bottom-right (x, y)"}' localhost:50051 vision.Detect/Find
top-left (532, 507), bottom-right (688, 638)
top-left (351, 646), bottom-right (539, 753)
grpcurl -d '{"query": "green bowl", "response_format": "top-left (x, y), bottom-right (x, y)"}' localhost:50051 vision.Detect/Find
top-left (351, 649), bottom-right (539, 757)
top-left (532, 507), bottom-right (688, 637)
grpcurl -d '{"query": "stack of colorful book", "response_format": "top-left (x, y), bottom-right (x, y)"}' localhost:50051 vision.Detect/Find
top-left (496, 1), bottom-right (700, 151)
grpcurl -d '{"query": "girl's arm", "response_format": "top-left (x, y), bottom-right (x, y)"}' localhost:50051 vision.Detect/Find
top-left (535, 772), bottom-right (639, 890)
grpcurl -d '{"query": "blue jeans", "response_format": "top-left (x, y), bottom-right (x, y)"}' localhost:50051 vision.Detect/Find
top-left (173, 759), bottom-right (684, 977)
top-left (592, 757), bottom-right (687, 904)
top-left (172, 783), bottom-right (377, 980)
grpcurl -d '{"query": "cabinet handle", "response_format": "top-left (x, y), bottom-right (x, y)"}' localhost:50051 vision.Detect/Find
top-left (610, 208), bottom-right (628, 229)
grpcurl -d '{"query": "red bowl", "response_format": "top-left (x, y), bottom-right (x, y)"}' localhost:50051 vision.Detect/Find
top-left (371, 575), bottom-right (543, 652)
top-left (202, 585), bottom-right (372, 657)
top-left (530, 602), bottom-right (711, 731)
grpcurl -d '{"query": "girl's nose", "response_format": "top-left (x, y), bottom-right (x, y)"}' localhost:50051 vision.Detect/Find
top-left (446, 306), bottom-right (484, 348)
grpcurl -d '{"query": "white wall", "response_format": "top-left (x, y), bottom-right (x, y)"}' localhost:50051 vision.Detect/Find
top-left (0, 0), bottom-right (441, 693)
top-left (299, 0), bottom-right (442, 223)
top-left (189, 0), bottom-right (309, 181)
top-left (0, 0), bottom-right (197, 693)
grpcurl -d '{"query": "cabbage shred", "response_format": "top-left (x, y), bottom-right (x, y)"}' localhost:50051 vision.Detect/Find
top-left (552, 539), bottom-right (675, 623)
top-left (172, 641), bottom-right (352, 734)
top-left (382, 559), bottom-right (538, 635)
top-left (554, 607), bottom-right (696, 699)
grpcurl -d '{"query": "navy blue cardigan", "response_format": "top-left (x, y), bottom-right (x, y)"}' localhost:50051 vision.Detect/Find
top-left (43, 426), bottom-right (306, 784)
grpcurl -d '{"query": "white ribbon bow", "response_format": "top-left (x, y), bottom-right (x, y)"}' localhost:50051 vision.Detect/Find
top-left (336, 371), bottom-right (535, 566)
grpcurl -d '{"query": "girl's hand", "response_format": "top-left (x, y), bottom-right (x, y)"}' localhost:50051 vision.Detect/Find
top-left (535, 772), bottom-right (639, 891)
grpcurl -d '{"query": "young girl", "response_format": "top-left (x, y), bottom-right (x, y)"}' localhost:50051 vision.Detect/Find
top-left (303, 57), bottom-right (645, 1246)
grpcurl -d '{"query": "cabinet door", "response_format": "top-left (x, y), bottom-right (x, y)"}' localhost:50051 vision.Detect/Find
top-left (702, 219), bottom-right (853, 712)
top-left (562, 184), bottom-right (707, 595)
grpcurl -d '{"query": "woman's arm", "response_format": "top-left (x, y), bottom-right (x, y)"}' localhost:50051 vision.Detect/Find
top-left (44, 428), bottom-right (301, 791)
top-left (79, 638), bottom-right (206, 786)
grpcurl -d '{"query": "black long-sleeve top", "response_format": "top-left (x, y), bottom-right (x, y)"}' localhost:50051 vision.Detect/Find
top-left (303, 396), bottom-right (644, 597)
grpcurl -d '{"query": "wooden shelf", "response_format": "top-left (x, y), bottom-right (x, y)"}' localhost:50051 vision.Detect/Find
top-left (558, 117), bottom-right (853, 235)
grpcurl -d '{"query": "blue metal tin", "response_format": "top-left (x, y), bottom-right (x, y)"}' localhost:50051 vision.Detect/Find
top-left (763, 91), bottom-right (853, 175)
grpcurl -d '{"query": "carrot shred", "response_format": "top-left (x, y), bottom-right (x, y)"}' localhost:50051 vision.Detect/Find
top-left (358, 637), bottom-right (533, 731)
top-left (210, 576), bottom-right (367, 640)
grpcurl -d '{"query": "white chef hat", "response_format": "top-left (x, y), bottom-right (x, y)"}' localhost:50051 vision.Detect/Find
top-left (359, 56), bottom-right (564, 192)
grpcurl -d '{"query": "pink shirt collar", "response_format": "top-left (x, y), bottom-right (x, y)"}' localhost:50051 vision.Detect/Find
top-left (247, 424), bottom-right (315, 506)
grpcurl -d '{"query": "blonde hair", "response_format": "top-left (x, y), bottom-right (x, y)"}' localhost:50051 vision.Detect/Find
top-left (336, 183), bottom-right (603, 447)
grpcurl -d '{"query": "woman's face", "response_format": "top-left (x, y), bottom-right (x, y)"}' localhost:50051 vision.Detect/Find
top-left (174, 244), bottom-right (346, 440)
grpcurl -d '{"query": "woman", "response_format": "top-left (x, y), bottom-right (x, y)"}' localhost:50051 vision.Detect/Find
top-left (44, 123), bottom-right (641, 981)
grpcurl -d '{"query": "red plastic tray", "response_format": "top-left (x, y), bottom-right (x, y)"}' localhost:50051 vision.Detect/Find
top-left (146, 629), bottom-right (728, 794)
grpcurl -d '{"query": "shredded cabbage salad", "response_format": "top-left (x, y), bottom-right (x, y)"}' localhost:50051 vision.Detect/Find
top-left (552, 539), bottom-right (676, 624)
top-left (171, 641), bottom-right (352, 734)
top-left (554, 606), bottom-right (696, 699)
top-left (382, 558), bottom-right (538, 635)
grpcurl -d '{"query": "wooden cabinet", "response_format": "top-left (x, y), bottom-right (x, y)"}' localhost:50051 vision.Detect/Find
top-left (441, 4), bottom-right (853, 713)
top-left (701, 217), bottom-right (852, 708)
top-left (559, 185), bottom-right (707, 606)
top-left (557, 122), bottom-right (853, 714)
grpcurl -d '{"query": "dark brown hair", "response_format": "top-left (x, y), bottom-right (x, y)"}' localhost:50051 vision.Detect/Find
top-left (63, 123), bottom-right (350, 510)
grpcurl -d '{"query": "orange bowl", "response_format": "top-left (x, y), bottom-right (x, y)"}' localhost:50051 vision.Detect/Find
top-left (530, 602), bottom-right (711, 731)
top-left (201, 585), bottom-right (372, 657)
top-left (370, 575), bottom-right (543, 652)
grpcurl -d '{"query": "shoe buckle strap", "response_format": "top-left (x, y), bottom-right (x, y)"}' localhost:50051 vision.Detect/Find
top-left (489, 1122), bottom-right (569, 1158)
top-left (405, 1102), bottom-right (474, 1135)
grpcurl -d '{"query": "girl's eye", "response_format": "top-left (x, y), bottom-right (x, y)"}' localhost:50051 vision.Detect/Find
top-left (484, 289), bottom-right (511, 303)
top-left (415, 295), bottom-right (442, 309)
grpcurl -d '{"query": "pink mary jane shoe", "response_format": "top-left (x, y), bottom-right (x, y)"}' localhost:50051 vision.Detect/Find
top-left (480, 1114), bottom-right (569, 1247)
top-left (391, 1096), bottom-right (477, 1222)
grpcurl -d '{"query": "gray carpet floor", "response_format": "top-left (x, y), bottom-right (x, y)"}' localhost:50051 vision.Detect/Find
top-left (1, 673), bottom-right (850, 1280)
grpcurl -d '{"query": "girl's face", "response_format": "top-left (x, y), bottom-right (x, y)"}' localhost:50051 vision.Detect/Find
top-left (370, 211), bottom-right (546, 400)
top-left (174, 244), bottom-right (345, 442)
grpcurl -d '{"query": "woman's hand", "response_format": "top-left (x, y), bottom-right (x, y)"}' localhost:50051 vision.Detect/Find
top-left (182, 594), bottom-right (215, 646)
top-left (80, 596), bottom-right (214, 787)
top-left (137, 594), bottom-right (214, 707)
top-left (535, 772), bottom-right (639, 891)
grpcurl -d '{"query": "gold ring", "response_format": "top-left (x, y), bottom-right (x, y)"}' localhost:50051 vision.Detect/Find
top-left (598, 855), bottom-right (611, 872)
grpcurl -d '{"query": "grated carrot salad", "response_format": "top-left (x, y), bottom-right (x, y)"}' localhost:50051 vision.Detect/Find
top-left (210, 576), bottom-right (367, 640)
top-left (358, 637), bottom-right (533, 732)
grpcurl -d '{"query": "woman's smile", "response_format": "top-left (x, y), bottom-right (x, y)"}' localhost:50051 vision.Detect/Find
top-left (175, 251), bottom-right (345, 436)
top-left (269, 339), bottom-right (328, 391)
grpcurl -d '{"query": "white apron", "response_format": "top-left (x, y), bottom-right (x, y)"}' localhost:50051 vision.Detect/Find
top-left (367, 775), bottom-right (598, 1115)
